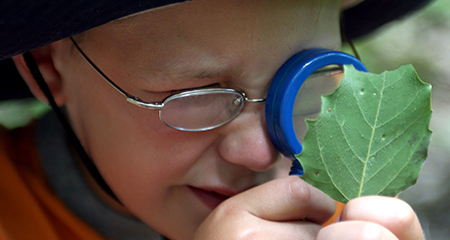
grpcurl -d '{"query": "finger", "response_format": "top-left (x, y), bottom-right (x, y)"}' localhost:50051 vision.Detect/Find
top-left (244, 220), bottom-right (322, 240)
top-left (341, 196), bottom-right (424, 240)
top-left (227, 176), bottom-right (335, 224)
top-left (196, 213), bottom-right (322, 240)
top-left (317, 221), bottom-right (398, 240)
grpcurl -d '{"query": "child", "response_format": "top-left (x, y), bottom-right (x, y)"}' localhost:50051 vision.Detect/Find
top-left (0, 0), bottom-right (430, 239)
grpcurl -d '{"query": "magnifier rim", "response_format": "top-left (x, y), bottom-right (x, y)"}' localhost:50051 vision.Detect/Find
top-left (265, 48), bottom-right (368, 160)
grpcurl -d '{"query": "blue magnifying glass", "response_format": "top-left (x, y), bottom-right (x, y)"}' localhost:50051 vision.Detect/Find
top-left (265, 48), bottom-right (368, 176)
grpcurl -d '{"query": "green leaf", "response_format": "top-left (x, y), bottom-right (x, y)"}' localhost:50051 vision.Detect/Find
top-left (296, 65), bottom-right (433, 203)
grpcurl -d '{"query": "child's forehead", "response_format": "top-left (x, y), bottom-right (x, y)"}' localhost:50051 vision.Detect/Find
top-left (82, 1), bottom-right (343, 77)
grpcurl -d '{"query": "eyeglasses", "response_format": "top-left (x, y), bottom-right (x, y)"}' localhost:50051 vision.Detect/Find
top-left (70, 37), bottom-right (346, 134)
top-left (69, 37), bottom-right (266, 131)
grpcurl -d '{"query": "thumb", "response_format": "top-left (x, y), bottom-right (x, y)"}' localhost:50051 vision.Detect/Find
top-left (232, 176), bottom-right (335, 223)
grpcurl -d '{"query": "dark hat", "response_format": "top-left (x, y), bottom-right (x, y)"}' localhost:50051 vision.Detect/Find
top-left (0, 0), bottom-right (433, 100)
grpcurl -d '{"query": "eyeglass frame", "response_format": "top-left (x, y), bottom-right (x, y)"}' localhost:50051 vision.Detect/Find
top-left (69, 37), bottom-right (266, 131)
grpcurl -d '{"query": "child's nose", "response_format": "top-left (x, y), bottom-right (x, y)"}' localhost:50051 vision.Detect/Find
top-left (217, 103), bottom-right (282, 172)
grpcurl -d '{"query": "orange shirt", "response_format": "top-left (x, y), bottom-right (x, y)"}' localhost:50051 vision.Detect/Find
top-left (0, 124), bottom-right (105, 240)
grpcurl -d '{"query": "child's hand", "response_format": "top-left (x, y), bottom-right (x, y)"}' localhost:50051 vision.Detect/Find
top-left (194, 176), bottom-right (424, 240)
top-left (318, 196), bottom-right (424, 240)
top-left (194, 176), bottom-right (336, 239)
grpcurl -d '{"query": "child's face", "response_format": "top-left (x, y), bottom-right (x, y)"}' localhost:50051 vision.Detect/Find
top-left (52, 0), bottom-right (350, 238)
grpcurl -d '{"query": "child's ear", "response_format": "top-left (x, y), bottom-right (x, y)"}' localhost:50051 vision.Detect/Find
top-left (12, 44), bottom-right (66, 106)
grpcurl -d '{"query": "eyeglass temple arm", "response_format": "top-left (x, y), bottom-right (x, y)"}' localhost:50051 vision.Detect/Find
top-left (69, 37), bottom-right (164, 110)
top-left (126, 98), bottom-right (163, 109)
top-left (244, 97), bottom-right (266, 103)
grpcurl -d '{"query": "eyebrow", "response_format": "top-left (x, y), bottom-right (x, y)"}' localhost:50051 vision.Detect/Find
top-left (174, 53), bottom-right (233, 78)
top-left (144, 55), bottom-right (235, 88)
top-left (182, 67), bottom-right (231, 80)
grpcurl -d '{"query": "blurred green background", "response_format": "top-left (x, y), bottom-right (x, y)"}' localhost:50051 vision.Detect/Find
top-left (0, 99), bottom-right (49, 129)
top-left (348, 1), bottom-right (450, 239)
top-left (1, 0), bottom-right (449, 239)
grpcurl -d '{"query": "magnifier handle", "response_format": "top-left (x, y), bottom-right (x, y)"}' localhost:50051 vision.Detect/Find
top-left (289, 160), bottom-right (304, 176)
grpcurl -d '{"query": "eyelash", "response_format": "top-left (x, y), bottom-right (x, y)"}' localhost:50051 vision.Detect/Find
top-left (170, 83), bottom-right (222, 95)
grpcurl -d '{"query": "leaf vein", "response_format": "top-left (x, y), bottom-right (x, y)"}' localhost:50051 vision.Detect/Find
top-left (333, 108), bottom-right (365, 186)
top-left (369, 107), bottom-right (429, 157)
top-left (362, 141), bottom-right (407, 184)
top-left (351, 80), bottom-right (375, 129)
top-left (358, 72), bottom-right (386, 197)
top-left (373, 90), bottom-right (420, 129)
top-left (320, 102), bottom-right (354, 201)
top-left (374, 135), bottom-right (426, 195)
top-left (383, 69), bottom-right (406, 88)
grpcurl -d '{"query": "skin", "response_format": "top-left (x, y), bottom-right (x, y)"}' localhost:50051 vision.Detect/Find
top-left (13, 0), bottom-right (424, 239)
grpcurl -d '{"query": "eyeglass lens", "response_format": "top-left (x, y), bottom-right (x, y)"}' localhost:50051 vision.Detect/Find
top-left (160, 91), bottom-right (245, 131)
top-left (293, 65), bottom-right (344, 143)
top-left (159, 65), bottom-right (343, 132)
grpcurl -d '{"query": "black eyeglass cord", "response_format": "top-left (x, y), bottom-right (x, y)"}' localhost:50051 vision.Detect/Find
top-left (23, 52), bottom-right (120, 203)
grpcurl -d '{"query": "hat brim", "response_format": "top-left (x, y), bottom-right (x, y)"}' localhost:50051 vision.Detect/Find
top-left (343, 0), bottom-right (432, 38)
top-left (0, 0), bottom-right (432, 100)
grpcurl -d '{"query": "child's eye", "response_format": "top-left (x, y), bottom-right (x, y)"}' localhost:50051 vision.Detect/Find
top-left (170, 83), bottom-right (222, 95)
